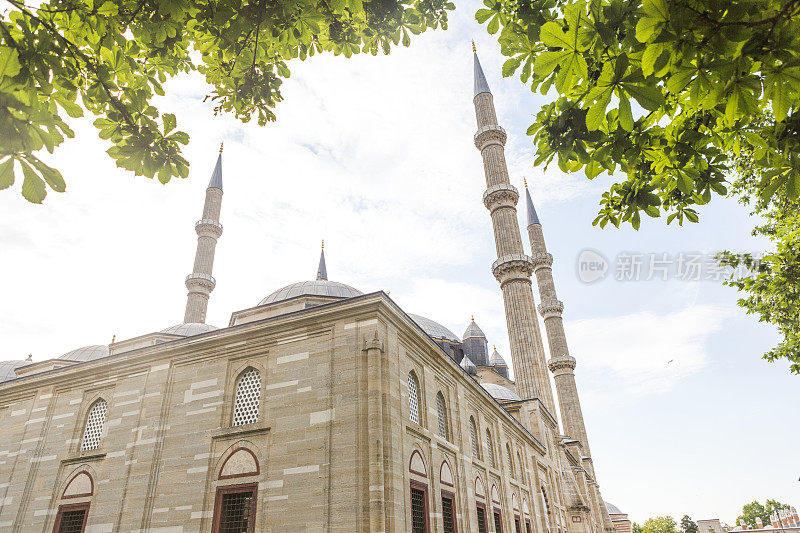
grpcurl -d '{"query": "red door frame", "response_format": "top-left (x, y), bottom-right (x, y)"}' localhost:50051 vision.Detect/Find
top-left (211, 482), bottom-right (259, 533)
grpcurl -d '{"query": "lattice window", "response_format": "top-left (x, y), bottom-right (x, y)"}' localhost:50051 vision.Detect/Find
top-left (507, 444), bottom-right (515, 478)
top-left (408, 372), bottom-right (420, 424)
top-left (477, 506), bottom-right (488, 533)
top-left (233, 368), bottom-right (262, 427)
top-left (80, 399), bottom-right (107, 451)
top-left (516, 518), bottom-right (522, 533)
top-left (486, 429), bottom-right (495, 468)
top-left (411, 487), bottom-right (427, 533)
top-left (218, 489), bottom-right (256, 532)
top-left (442, 495), bottom-right (455, 533)
top-left (56, 508), bottom-right (87, 533)
top-left (470, 417), bottom-right (479, 458)
top-left (494, 511), bottom-right (504, 533)
top-left (436, 392), bottom-right (449, 440)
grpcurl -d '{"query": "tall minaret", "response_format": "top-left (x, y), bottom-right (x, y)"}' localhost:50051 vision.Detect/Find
top-left (524, 182), bottom-right (591, 456)
top-left (184, 144), bottom-right (224, 324)
top-left (472, 45), bottom-right (555, 412)
top-left (317, 240), bottom-right (327, 280)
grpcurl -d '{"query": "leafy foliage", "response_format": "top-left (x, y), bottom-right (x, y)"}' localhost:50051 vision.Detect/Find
top-left (680, 515), bottom-right (698, 533)
top-left (0, 0), bottom-right (453, 202)
top-left (476, 0), bottom-right (800, 229)
top-left (643, 516), bottom-right (678, 533)
top-left (736, 500), bottom-right (791, 528)
top-left (633, 523), bottom-right (643, 533)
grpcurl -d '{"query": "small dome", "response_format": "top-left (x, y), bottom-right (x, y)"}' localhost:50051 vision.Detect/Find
top-left (460, 356), bottom-right (478, 375)
top-left (481, 383), bottom-right (521, 401)
top-left (58, 345), bottom-right (110, 362)
top-left (489, 347), bottom-right (507, 367)
top-left (463, 319), bottom-right (486, 340)
top-left (160, 323), bottom-right (219, 336)
top-left (259, 280), bottom-right (363, 306)
top-left (604, 502), bottom-right (624, 515)
top-left (0, 360), bottom-right (26, 383)
top-left (409, 314), bottom-right (461, 343)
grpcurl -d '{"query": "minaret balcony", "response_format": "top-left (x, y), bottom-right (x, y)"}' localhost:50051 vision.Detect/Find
top-left (474, 124), bottom-right (507, 150)
top-left (548, 354), bottom-right (577, 373)
top-left (538, 299), bottom-right (564, 319)
top-left (185, 272), bottom-right (216, 292)
top-left (530, 251), bottom-right (554, 268)
top-left (195, 219), bottom-right (223, 238)
top-left (491, 253), bottom-right (534, 285)
top-left (482, 183), bottom-right (519, 212)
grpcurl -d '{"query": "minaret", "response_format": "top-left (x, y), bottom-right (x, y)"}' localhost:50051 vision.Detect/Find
top-left (472, 45), bottom-right (555, 412)
top-left (317, 240), bottom-right (327, 281)
top-left (183, 144), bottom-right (224, 324)
top-left (524, 182), bottom-right (592, 455)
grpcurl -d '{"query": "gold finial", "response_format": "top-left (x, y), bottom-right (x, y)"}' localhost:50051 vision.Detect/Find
top-left (493, 345), bottom-right (496, 351)
top-left (219, 142), bottom-right (224, 154)
top-left (111, 334), bottom-right (116, 344)
top-left (321, 239), bottom-right (324, 250)
top-left (472, 40), bottom-right (476, 53)
top-left (471, 314), bottom-right (475, 321)
top-left (523, 177), bottom-right (528, 188)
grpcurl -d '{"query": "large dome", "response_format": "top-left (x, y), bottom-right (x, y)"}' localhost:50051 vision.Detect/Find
top-left (58, 345), bottom-right (110, 362)
top-left (408, 314), bottom-right (460, 343)
top-left (160, 323), bottom-right (219, 336)
top-left (605, 502), bottom-right (624, 515)
top-left (259, 280), bottom-right (363, 306)
top-left (0, 360), bottom-right (26, 383)
top-left (481, 383), bottom-right (521, 402)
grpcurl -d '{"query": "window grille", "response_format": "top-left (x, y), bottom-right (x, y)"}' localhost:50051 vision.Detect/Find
top-left (217, 488), bottom-right (256, 532)
top-left (526, 521), bottom-right (533, 533)
top-left (442, 495), bottom-right (455, 533)
top-left (469, 417), bottom-right (479, 458)
top-left (494, 511), bottom-right (503, 533)
top-left (411, 487), bottom-right (427, 533)
top-left (233, 368), bottom-right (262, 426)
top-left (516, 518), bottom-right (522, 533)
top-left (56, 508), bottom-right (88, 533)
top-left (408, 373), bottom-right (420, 424)
top-left (436, 393), bottom-right (448, 439)
top-left (486, 430), bottom-right (494, 468)
top-left (477, 506), bottom-right (488, 533)
top-left (80, 399), bottom-right (107, 451)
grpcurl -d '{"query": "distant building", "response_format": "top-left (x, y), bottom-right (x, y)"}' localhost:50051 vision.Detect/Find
top-left (604, 502), bottom-right (631, 533)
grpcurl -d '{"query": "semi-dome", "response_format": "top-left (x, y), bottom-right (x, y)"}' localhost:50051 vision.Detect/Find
top-left (463, 318), bottom-right (486, 340)
top-left (408, 314), bottom-right (460, 343)
top-left (259, 280), bottom-right (363, 306)
top-left (481, 383), bottom-right (521, 402)
top-left (0, 360), bottom-right (26, 383)
top-left (160, 323), bottom-right (219, 336)
top-left (605, 502), bottom-right (624, 515)
top-left (58, 345), bottom-right (110, 362)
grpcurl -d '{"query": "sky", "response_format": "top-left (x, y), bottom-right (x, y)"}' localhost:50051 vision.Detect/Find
top-left (1, 0), bottom-right (798, 525)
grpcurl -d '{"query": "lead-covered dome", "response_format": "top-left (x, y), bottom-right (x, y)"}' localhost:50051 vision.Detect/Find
top-left (605, 502), bottom-right (624, 515)
top-left (481, 383), bottom-right (521, 401)
top-left (58, 345), bottom-right (110, 362)
top-left (409, 314), bottom-right (460, 343)
top-left (160, 323), bottom-right (219, 336)
top-left (0, 360), bottom-right (26, 383)
top-left (259, 280), bottom-right (363, 306)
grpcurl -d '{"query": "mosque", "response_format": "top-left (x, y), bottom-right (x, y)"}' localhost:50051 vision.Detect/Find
top-left (0, 50), bottom-right (622, 533)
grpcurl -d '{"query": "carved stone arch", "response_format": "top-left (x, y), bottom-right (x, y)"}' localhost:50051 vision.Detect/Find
top-left (439, 459), bottom-right (454, 487)
top-left (59, 464), bottom-right (98, 500)
top-left (214, 440), bottom-right (262, 481)
top-left (475, 476), bottom-right (486, 500)
top-left (523, 497), bottom-right (530, 516)
top-left (408, 448), bottom-right (427, 478)
top-left (512, 492), bottom-right (520, 512)
top-left (491, 484), bottom-right (500, 505)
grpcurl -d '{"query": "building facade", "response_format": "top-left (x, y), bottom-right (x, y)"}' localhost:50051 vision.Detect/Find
top-left (0, 51), bottom-right (616, 532)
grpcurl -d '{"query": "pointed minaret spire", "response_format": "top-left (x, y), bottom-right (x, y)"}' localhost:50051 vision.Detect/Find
top-left (473, 44), bottom-right (492, 97)
top-left (524, 178), bottom-right (541, 226)
top-left (317, 240), bottom-right (328, 281)
top-left (183, 146), bottom-right (225, 324)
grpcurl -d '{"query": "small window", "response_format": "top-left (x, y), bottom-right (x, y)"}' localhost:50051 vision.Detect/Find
top-left (436, 392), bottom-right (449, 440)
top-left (80, 399), bottom-right (107, 451)
top-left (477, 505), bottom-right (488, 533)
top-left (212, 483), bottom-right (258, 533)
top-left (410, 485), bottom-right (428, 533)
top-left (526, 521), bottom-right (532, 533)
top-left (408, 372), bottom-right (420, 424)
top-left (494, 511), bottom-right (503, 533)
top-left (486, 429), bottom-right (495, 468)
top-left (53, 503), bottom-right (89, 533)
top-left (469, 417), bottom-right (479, 459)
top-left (442, 493), bottom-right (456, 533)
top-left (506, 444), bottom-right (514, 478)
top-left (516, 517), bottom-right (522, 533)
top-left (233, 368), bottom-right (262, 427)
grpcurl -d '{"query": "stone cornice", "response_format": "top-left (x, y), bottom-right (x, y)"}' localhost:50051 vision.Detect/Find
top-left (482, 183), bottom-right (519, 213)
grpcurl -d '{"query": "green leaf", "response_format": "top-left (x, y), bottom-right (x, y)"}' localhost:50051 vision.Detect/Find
top-left (533, 51), bottom-right (566, 78)
top-left (540, 21), bottom-right (571, 50)
top-left (618, 94), bottom-right (634, 131)
top-left (20, 161), bottom-right (46, 204)
top-left (163, 113), bottom-right (176, 134)
top-left (622, 83), bottom-right (665, 111)
top-left (487, 16), bottom-right (500, 35)
top-left (0, 159), bottom-right (14, 190)
top-left (97, 1), bottom-right (119, 16)
top-left (635, 0), bottom-right (669, 42)
top-left (475, 9), bottom-right (493, 23)
top-left (31, 158), bottom-right (66, 192)
top-left (586, 90), bottom-right (612, 130)
top-left (502, 56), bottom-right (523, 78)
top-left (0, 46), bottom-right (21, 78)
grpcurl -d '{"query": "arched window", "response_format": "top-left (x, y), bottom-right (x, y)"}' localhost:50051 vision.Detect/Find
top-left (485, 429), bottom-right (495, 468)
top-left (469, 417), bottom-right (479, 459)
top-left (436, 392), bottom-right (449, 440)
top-left (506, 443), bottom-right (515, 478)
top-left (540, 487), bottom-right (551, 533)
top-left (408, 372), bottom-right (420, 424)
top-left (80, 399), bottom-right (107, 451)
top-left (233, 368), bottom-right (262, 426)
top-left (517, 451), bottom-right (525, 482)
